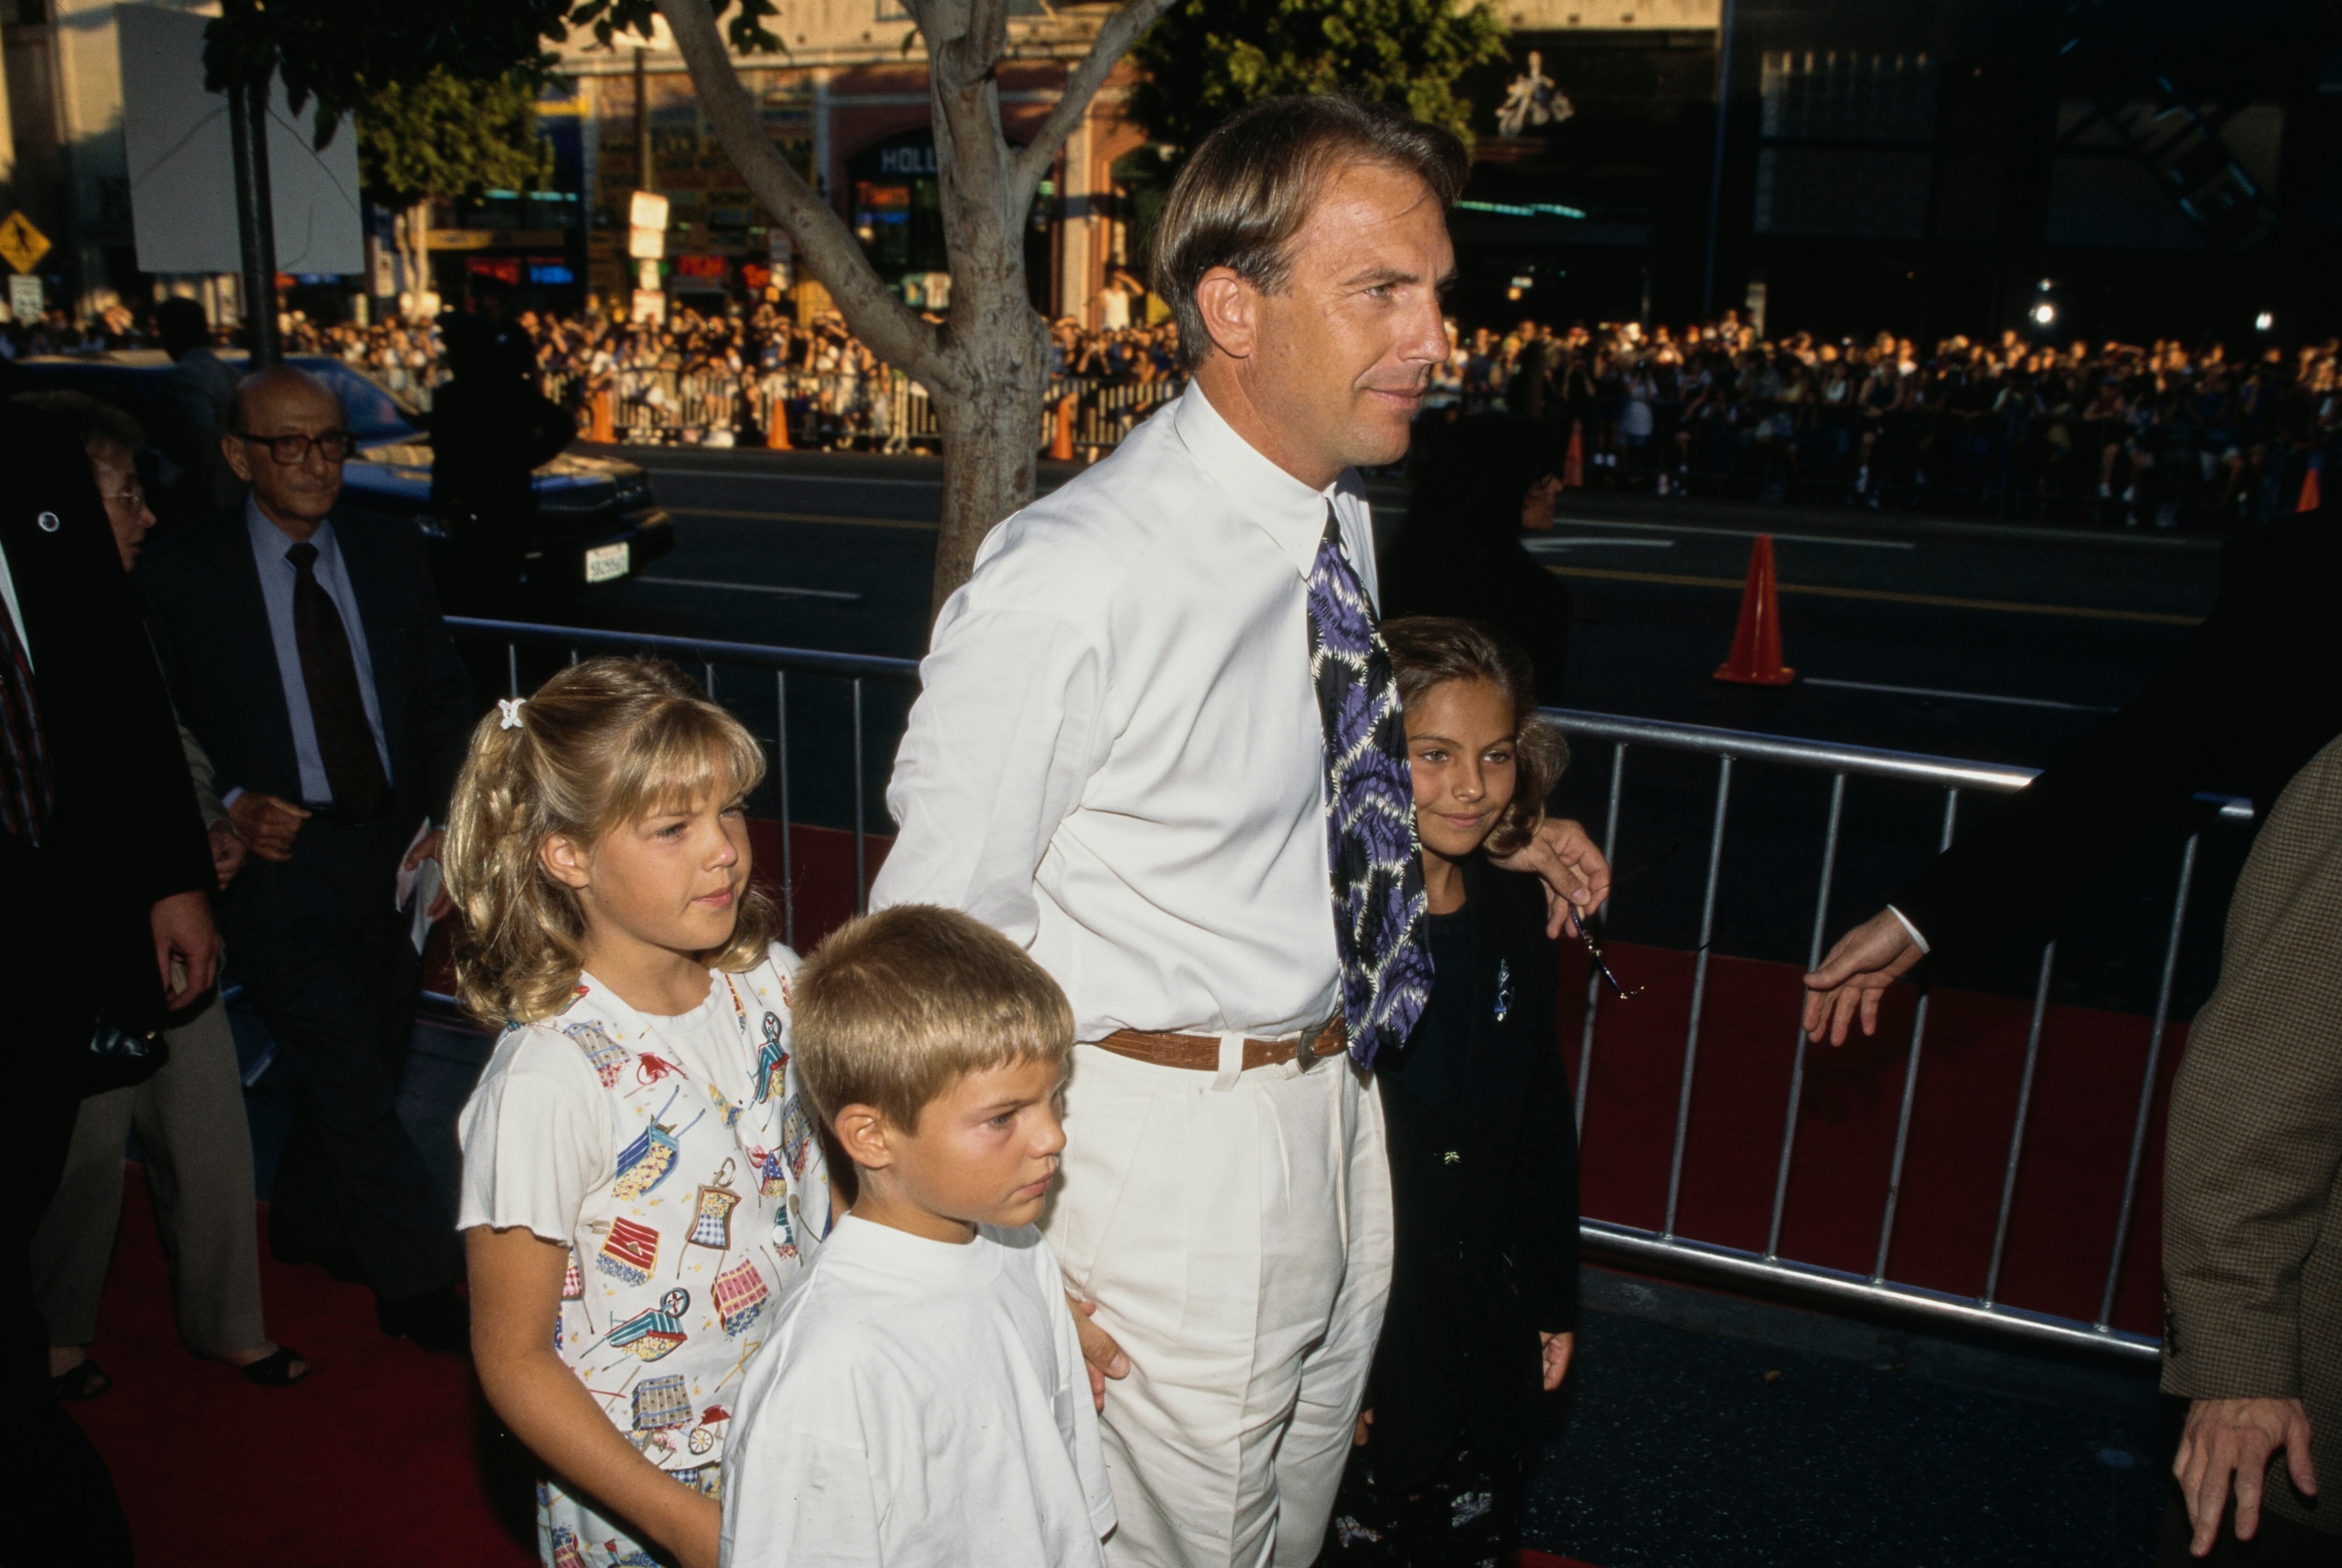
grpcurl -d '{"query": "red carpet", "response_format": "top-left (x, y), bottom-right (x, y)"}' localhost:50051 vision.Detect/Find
top-left (1561, 938), bottom-right (2176, 1336)
top-left (69, 1169), bottom-right (535, 1567)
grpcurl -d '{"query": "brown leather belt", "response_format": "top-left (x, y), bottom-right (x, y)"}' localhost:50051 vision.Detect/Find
top-left (1093, 1016), bottom-right (1348, 1073)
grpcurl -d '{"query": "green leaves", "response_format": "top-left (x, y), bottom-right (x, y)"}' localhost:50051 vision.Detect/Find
top-left (202, 0), bottom-right (787, 151)
top-left (1128, 0), bottom-right (1508, 162)
top-left (358, 69), bottom-right (553, 206)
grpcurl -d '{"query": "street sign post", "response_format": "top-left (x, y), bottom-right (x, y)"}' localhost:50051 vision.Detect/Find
top-left (8, 274), bottom-right (42, 323)
top-left (0, 210), bottom-right (51, 276)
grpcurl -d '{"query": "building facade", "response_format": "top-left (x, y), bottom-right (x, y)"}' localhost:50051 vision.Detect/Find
top-left (541, 2), bottom-right (1148, 326)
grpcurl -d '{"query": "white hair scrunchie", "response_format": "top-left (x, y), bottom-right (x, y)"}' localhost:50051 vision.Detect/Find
top-left (497, 697), bottom-right (526, 731)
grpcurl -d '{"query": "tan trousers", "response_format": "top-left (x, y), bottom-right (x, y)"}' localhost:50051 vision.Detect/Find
top-left (1044, 1042), bottom-right (1393, 1568)
top-left (32, 999), bottom-right (266, 1359)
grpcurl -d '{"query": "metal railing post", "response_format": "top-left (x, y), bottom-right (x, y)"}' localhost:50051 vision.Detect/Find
top-left (1662, 752), bottom-right (1734, 1240)
top-left (1875, 787), bottom-right (1959, 1283)
top-left (1982, 940), bottom-right (2056, 1307)
top-left (852, 677), bottom-right (868, 915)
top-left (2098, 832), bottom-right (2201, 1330)
top-left (1767, 769), bottom-right (1846, 1259)
top-left (1575, 740), bottom-right (1628, 1136)
top-left (776, 670), bottom-right (794, 948)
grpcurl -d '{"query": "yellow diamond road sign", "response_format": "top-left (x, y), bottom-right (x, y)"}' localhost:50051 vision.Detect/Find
top-left (0, 210), bottom-right (50, 275)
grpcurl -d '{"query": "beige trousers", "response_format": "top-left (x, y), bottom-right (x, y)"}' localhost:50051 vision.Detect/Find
top-left (32, 999), bottom-right (266, 1358)
top-left (1044, 1041), bottom-right (1393, 1568)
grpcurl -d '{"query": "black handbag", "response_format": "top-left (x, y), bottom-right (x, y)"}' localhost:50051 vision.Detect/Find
top-left (83, 1007), bottom-right (170, 1097)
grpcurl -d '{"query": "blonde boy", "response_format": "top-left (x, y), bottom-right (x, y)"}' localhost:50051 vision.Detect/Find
top-left (721, 906), bottom-right (1114, 1568)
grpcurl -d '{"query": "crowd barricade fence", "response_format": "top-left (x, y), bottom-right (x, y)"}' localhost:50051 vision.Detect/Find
top-left (443, 617), bottom-right (2239, 1362)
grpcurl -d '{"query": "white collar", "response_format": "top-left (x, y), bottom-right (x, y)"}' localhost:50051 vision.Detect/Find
top-left (1172, 381), bottom-right (1359, 580)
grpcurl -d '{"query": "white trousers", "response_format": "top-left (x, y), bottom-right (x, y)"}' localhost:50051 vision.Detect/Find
top-left (1042, 1041), bottom-right (1393, 1568)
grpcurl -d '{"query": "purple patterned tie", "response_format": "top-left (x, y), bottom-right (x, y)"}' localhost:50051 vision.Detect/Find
top-left (1306, 504), bottom-right (1431, 1067)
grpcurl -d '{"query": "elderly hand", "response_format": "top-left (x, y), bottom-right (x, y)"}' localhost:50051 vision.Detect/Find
top-left (1489, 816), bottom-right (1612, 938)
top-left (1801, 908), bottom-right (1925, 1045)
top-left (2174, 1397), bottom-right (2317, 1555)
top-left (208, 822), bottom-right (248, 890)
top-left (151, 889), bottom-right (219, 1009)
top-left (228, 791), bottom-right (310, 863)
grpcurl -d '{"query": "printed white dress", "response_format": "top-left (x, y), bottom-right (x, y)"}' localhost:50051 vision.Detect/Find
top-left (458, 944), bottom-right (831, 1568)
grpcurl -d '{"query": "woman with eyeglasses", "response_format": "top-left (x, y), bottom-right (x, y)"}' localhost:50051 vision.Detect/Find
top-left (9, 389), bottom-right (310, 1400)
top-left (1324, 615), bottom-right (1579, 1567)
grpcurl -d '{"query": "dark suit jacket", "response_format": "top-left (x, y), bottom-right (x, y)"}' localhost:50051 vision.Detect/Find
top-left (0, 406), bottom-right (210, 1043)
top-left (1366, 854), bottom-right (1580, 1489)
top-left (1893, 509), bottom-right (2342, 965)
top-left (136, 503), bottom-right (474, 840)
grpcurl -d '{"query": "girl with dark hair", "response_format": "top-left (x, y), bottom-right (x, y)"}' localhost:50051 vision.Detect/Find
top-left (1327, 616), bottom-right (1581, 1567)
top-left (1379, 415), bottom-right (1573, 704)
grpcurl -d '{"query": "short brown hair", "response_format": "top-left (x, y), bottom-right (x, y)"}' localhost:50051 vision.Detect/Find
top-left (442, 657), bottom-right (778, 1026)
top-left (1150, 94), bottom-right (1468, 370)
top-left (1381, 616), bottom-right (1569, 859)
top-left (791, 905), bottom-right (1074, 1136)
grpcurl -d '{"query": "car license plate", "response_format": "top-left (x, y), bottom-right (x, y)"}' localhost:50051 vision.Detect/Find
top-left (585, 541), bottom-right (630, 584)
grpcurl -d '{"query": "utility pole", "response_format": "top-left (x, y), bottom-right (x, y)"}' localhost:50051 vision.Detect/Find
top-left (1700, 0), bottom-right (1738, 321)
top-left (635, 47), bottom-right (654, 193)
top-left (228, 72), bottom-right (281, 366)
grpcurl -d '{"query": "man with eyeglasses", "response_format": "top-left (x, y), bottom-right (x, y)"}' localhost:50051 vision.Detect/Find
top-left (137, 365), bottom-right (475, 1354)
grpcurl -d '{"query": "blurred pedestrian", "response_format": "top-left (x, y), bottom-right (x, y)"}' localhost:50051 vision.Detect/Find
top-left (1380, 414), bottom-right (1573, 704)
top-left (428, 314), bottom-right (572, 612)
top-left (155, 296), bottom-right (243, 525)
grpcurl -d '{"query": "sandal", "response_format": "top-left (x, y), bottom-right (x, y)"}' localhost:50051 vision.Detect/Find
top-left (238, 1345), bottom-right (310, 1388)
top-left (52, 1357), bottom-right (112, 1402)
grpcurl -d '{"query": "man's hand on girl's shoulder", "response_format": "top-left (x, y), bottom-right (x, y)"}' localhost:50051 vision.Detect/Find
top-left (1489, 817), bottom-right (1612, 938)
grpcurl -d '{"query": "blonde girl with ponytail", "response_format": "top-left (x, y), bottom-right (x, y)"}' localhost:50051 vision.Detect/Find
top-left (447, 658), bottom-right (831, 1568)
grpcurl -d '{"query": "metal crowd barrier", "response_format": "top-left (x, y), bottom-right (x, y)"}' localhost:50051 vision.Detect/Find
top-left (1548, 707), bottom-right (2249, 1364)
top-left (538, 366), bottom-right (1178, 454)
top-left (437, 613), bottom-right (2235, 1363)
top-left (446, 616), bottom-right (921, 944)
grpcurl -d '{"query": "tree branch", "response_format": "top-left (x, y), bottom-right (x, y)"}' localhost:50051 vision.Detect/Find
top-left (935, 0), bottom-right (1006, 90)
top-left (1009, 0), bottom-right (1174, 209)
top-left (652, 0), bottom-right (942, 383)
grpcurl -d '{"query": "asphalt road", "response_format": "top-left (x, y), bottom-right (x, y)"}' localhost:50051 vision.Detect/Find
top-left (503, 444), bottom-right (2238, 1014)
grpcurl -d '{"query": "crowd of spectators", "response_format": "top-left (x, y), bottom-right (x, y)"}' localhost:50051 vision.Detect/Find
top-left (20, 291), bottom-right (2339, 530)
top-left (1441, 313), bottom-right (2341, 530)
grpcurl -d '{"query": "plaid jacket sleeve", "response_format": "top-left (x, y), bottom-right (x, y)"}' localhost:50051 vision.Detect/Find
top-left (2161, 733), bottom-right (2342, 1400)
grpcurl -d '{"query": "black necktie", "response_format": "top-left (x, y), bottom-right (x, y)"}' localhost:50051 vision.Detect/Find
top-left (285, 541), bottom-right (387, 819)
top-left (0, 600), bottom-right (51, 845)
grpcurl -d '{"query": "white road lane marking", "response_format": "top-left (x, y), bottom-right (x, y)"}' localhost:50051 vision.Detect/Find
top-left (1554, 515), bottom-right (1915, 549)
top-left (1522, 536), bottom-right (1677, 550)
top-left (1805, 676), bottom-right (2117, 713)
top-left (639, 576), bottom-right (864, 602)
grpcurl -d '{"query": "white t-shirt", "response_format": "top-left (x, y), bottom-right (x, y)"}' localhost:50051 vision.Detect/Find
top-left (722, 1215), bottom-right (1115, 1568)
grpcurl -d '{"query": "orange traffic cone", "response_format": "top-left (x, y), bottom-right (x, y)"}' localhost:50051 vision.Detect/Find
top-left (1712, 533), bottom-right (1795, 686)
top-left (589, 388), bottom-right (615, 444)
top-left (1050, 395), bottom-right (1077, 462)
top-left (2298, 459), bottom-right (2321, 513)
top-left (766, 393), bottom-right (793, 451)
top-left (1562, 421), bottom-right (1586, 489)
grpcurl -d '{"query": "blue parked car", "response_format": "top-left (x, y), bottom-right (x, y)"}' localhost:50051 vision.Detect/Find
top-left (10, 349), bottom-right (674, 600)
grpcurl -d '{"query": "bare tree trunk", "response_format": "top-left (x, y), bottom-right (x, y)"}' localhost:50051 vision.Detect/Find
top-left (653, 0), bottom-right (1172, 619)
top-left (402, 199), bottom-right (430, 317)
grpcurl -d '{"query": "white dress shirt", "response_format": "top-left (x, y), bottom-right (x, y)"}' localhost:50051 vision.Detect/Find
top-left (872, 384), bottom-right (1378, 1042)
